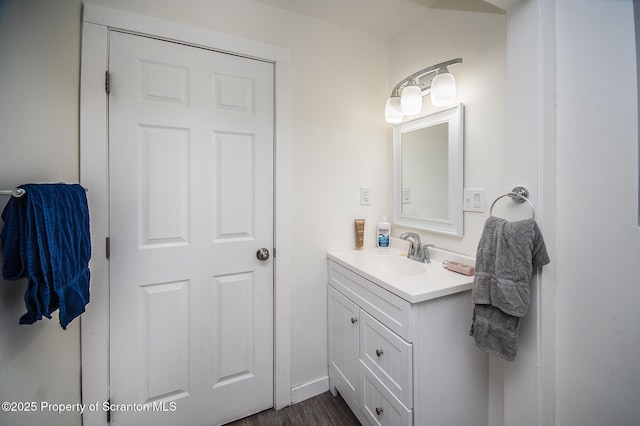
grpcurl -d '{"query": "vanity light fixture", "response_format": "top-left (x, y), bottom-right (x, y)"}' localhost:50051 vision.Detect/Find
top-left (400, 79), bottom-right (423, 115)
top-left (385, 58), bottom-right (462, 123)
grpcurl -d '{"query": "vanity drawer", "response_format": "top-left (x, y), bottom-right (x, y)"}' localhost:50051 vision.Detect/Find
top-left (361, 361), bottom-right (412, 426)
top-left (360, 310), bottom-right (412, 409)
top-left (328, 261), bottom-right (412, 341)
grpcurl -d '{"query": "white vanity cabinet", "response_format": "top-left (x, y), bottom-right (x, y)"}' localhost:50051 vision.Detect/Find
top-left (328, 254), bottom-right (488, 426)
top-left (328, 286), bottom-right (360, 404)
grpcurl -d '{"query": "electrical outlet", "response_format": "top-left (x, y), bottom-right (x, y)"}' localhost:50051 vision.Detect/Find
top-left (360, 187), bottom-right (371, 206)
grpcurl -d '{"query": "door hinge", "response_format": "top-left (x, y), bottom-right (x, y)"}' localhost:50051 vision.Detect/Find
top-left (273, 247), bottom-right (276, 258)
top-left (105, 70), bottom-right (111, 94)
top-left (106, 237), bottom-right (110, 259)
top-left (106, 399), bottom-right (111, 423)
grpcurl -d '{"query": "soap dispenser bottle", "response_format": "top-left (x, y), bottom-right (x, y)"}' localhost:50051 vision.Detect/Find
top-left (376, 216), bottom-right (391, 248)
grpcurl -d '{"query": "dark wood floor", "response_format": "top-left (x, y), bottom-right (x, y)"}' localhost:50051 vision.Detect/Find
top-left (225, 391), bottom-right (361, 426)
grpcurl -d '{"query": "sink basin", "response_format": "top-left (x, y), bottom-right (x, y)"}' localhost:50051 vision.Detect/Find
top-left (327, 247), bottom-right (476, 303)
top-left (363, 254), bottom-right (426, 276)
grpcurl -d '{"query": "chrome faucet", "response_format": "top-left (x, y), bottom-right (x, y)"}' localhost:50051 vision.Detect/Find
top-left (399, 232), bottom-right (435, 263)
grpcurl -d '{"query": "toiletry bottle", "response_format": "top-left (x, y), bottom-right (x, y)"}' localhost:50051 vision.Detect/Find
top-left (376, 216), bottom-right (390, 248)
top-left (354, 219), bottom-right (365, 249)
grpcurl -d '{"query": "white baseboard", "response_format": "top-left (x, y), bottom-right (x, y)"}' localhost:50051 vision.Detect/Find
top-left (291, 375), bottom-right (329, 404)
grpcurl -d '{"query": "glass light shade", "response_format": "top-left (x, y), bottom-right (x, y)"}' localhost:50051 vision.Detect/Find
top-left (385, 97), bottom-right (403, 123)
top-left (431, 72), bottom-right (456, 106)
top-left (400, 85), bottom-right (423, 115)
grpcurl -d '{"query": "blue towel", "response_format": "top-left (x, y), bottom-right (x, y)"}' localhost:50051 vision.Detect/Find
top-left (1, 183), bottom-right (91, 329)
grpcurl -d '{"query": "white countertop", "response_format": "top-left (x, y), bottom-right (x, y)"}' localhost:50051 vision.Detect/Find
top-left (327, 247), bottom-right (475, 303)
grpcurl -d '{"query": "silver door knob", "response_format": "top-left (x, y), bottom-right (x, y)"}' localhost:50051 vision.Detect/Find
top-left (375, 407), bottom-right (384, 416)
top-left (376, 349), bottom-right (384, 357)
top-left (256, 248), bottom-right (270, 261)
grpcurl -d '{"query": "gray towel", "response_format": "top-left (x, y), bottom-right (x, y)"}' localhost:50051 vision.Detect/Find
top-left (469, 216), bottom-right (549, 361)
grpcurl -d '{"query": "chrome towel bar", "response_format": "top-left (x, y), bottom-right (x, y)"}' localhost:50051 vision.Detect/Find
top-left (0, 188), bottom-right (26, 198)
top-left (1, 186), bottom-right (87, 198)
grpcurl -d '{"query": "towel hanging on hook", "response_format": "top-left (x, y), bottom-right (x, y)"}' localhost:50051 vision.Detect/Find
top-left (1, 183), bottom-right (91, 329)
top-left (1, 186), bottom-right (87, 198)
top-left (489, 186), bottom-right (535, 220)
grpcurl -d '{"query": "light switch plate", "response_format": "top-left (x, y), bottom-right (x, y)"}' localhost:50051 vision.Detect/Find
top-left (463, 188), bottom-right (485, 212)
top-left (402, 187), bottom-right (412, 204)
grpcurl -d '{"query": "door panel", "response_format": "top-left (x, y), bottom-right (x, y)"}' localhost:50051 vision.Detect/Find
top-left (108, 31), bottom-right (274, 425)
top-left (213, 272), bottom-right (255, 387)
top-left (141, 125), bottom-right (190, 246)
top-left (141, 280), bottom-right (190, 402)
top-left (215, 132), bottom-right (255, 239)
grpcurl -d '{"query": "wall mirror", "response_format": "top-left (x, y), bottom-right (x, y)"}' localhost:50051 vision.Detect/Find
top-left (393, 104), bottom-right (464, 236)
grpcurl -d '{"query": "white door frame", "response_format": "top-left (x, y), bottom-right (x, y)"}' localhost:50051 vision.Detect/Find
top-left (79, 5), bottom-right (292, 425)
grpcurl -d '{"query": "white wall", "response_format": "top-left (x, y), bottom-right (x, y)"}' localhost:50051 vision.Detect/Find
top-left (389, 11), bottom-right (508, 423)
top-left (500, 0), bottom-right (557, 424)
top-left (86, 0), bottom-right (391, 395)
top-left (555, 1), bottom-right (640, 424)
top-left (286, 17), bottom-right (390, 388)
top-left (389, 10), bottom-right (507, 256)
top-left (0, 1), bottom-right (82, 425)
top-left (497, 1), bottom-right (640, 425)
top-left (391, 3), bottom-right (638, 426)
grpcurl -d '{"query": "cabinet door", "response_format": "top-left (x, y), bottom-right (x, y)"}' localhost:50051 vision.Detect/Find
top-left (328, 286), bottom-right (360, 400)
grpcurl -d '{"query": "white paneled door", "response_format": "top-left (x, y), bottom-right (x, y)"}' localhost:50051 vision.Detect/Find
top-left (108, 31), bottom-right (274, 425)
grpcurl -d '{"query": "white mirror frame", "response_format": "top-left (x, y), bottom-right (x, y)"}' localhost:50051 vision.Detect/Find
top-left (393, 104), bottom-right (464, 237)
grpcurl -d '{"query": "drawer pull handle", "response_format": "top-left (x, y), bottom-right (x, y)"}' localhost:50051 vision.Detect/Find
top-left (375, 349), bottom-right (384, 357)
top-left (350, 317), bottom-right (358, 324)
top-left (375, 407), bottom-right (384, 416)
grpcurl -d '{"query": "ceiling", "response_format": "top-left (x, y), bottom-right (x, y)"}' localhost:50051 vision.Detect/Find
top-left (253, 0), bottom-right (506, 38)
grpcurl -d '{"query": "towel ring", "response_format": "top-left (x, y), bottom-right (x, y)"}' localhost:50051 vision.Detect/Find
top-left (489, 186), bottom-right (535, 220)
